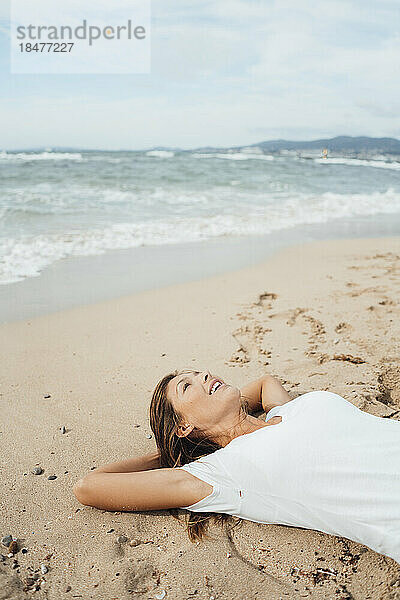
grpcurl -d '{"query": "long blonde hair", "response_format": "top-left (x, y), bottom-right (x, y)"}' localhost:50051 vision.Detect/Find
top-left (149, 369), bottom-right (249, 542)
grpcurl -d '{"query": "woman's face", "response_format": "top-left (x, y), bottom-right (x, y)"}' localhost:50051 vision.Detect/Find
top-left (167, 369), bottom-right (242, 439)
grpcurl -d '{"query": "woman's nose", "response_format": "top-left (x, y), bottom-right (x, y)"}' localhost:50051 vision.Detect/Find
top-left (201, 370), bottom-right (211, 384)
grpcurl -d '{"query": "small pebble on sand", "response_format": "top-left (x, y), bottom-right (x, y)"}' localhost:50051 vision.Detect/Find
top-left (61, 426), bottom-right (66, 434)
top-left (32, 467), bottom-right (43, 475)
top-left (1, 535), bottom-right (12, 547)
top-left (40, 564), bottom-right (48, 574)
top-left (48, 475), bottom-right (57, 480)
top-left (44, 394), bottom-right (51, 399)
top-left (146, 434), bottom-right (152, 439)
top-left (117, 535), bottom-right (128, 544)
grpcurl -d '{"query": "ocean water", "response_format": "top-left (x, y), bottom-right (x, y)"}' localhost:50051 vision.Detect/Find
top-left (0, 148), bottom-right (400, 285)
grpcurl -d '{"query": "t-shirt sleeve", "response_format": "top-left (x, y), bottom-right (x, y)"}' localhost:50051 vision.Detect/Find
top-left (176, 451), bottom-right (241, 514)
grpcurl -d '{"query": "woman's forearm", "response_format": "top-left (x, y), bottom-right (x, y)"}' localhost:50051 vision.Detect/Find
top-left (93, 451), bottom-right (161, 473)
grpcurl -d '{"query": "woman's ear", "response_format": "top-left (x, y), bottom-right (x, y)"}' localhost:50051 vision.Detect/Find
top-left (175, 423), bottom-right (194, 438)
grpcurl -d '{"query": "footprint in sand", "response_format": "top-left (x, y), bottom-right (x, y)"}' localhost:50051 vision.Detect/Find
top-left (282, 308), bottom-right (328, 363)
top-left (124, 558), bottom-right (160, 595)
top-left (284, 307), bottom-right (308, 327)
top-left (229, 299), bottom-right (330, 368)
top-left (227, 293), bottom-right (278, 367)
top-left (376, 365), bottom-right (400, 410)
top-left (335, 322), bottom-right (351, 334)
top-left (253, 292), bottom-right (278, 307)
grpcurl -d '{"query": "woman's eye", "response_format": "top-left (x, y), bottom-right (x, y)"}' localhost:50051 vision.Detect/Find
top-left (183, 383), bottom-right (190, 392)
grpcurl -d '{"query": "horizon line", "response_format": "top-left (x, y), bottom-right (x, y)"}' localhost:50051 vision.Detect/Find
top-left (2, 134), bottom-right (400, 153)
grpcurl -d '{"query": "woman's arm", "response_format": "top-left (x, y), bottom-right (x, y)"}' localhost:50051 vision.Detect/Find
top-left (93, 451), bottom-right (161, 473)
top-left (73, 467), bottom-right (212, 511)
top-left (240, 374), bottom-right (291, 414)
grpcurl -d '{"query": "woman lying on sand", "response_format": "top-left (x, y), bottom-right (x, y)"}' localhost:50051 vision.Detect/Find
top-left (73, 369), bottom-right (400, 564)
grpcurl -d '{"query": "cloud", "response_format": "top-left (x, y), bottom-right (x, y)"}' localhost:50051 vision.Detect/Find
top-left (0, 0), bottom-right (399, 149)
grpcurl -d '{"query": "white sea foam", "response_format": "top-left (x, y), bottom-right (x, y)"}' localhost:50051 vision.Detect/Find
top-left (191, 152), bottom-right (274, 161)
top-left (1, 188), bottom-right (399, 285)
top-left (146, 150), bottom-right (175, 158)
top-left (315, 157), bottom-right (400, 170)
top-left (240, 146), bottom-right (264, 154)
top-left (0, 151), bottom-right (84, 161)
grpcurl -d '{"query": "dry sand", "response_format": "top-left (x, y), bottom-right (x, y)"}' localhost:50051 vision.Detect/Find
top-left (1, 236), bottom-right (400, 600)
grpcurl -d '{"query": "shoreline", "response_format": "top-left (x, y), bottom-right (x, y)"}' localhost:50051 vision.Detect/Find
top-left (1, 235), bottom-right (400, 599)
top-left (1, 211), bottom-right (399, 324)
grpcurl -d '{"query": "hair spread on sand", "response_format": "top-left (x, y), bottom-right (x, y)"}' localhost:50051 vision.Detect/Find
top-left (149, 369), bottom-right (249, 543)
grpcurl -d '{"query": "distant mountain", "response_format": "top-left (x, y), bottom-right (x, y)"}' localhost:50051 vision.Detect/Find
top-left (193, 136), bottom-right (400, 155)
top-left (255, 136), bottom-right (400, 154)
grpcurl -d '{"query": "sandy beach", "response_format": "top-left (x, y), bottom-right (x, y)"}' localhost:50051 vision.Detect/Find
top-left (1, 235), bottom-right (400, 600)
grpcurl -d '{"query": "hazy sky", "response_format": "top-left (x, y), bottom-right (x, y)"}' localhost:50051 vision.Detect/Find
top-left (1, 0), bottom-right (399, 150)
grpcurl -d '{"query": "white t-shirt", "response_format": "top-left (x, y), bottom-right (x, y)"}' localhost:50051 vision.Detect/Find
top-left (177, 391), bottom-right (400, 564)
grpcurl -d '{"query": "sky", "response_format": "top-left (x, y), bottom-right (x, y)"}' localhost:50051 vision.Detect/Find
top-left (0, 0), bottom-right (400, 150)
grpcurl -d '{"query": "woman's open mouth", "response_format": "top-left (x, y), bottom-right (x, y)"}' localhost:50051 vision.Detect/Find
top-left (209, 379), bottom-right (224, 394)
